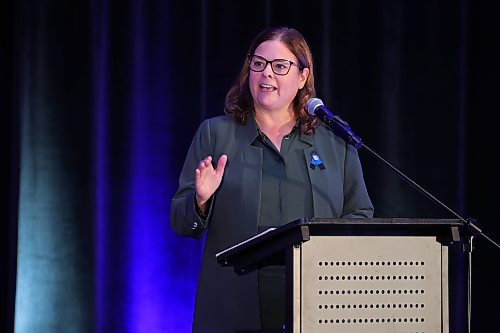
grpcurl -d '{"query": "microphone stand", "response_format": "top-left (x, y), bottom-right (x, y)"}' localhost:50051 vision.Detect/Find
top-left (359, 142), bottom-right (500, 333)
top-left (307, 97), bottom-right (500, 332)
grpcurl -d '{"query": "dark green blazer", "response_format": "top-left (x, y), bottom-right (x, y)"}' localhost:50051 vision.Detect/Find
top-left (171, 115), bottom-right (373, 332)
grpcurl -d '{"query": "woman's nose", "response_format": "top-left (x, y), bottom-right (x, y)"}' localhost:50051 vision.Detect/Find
top-left (262, 63), bottom-right (274, 77)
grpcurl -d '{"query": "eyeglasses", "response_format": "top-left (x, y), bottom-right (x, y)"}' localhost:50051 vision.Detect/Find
top-left (248, 54), bottom-right (302, 76)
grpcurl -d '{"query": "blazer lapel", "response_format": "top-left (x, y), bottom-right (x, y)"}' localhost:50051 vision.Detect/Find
top-left (242, 146), bottom-right (263, 230)
top-left (239, 117), bottom-right (263, 232)
top-left (301, 133), bottom-right (339, 218)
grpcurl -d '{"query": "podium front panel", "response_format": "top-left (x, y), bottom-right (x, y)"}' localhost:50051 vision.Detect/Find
top-left (298, 236), bottom-right (448, 333)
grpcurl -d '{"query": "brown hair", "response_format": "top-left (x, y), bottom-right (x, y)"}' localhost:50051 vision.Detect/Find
top-left (224, 26), bottom-right (318, 134)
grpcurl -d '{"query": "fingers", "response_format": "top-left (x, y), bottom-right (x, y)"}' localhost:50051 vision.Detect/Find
top-left (198, 156), bottom-right (213, 170)
top-left (195, 154), bottom-right (228, 178)
top-left (216, 154), bottom-right (228, 175)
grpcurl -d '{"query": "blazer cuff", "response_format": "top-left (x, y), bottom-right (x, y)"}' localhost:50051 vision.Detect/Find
top-left (192, 192), bottom-right (214, 230)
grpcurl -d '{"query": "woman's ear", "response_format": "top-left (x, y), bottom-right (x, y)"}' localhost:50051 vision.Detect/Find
top-left (298, 68), bottom-right (310, 89)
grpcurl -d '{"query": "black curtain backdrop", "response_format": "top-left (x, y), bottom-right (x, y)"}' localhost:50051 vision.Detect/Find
top-left (2, 0), bottom-right (19, 332)
top-left (3, 0), bottom-right (500, 332)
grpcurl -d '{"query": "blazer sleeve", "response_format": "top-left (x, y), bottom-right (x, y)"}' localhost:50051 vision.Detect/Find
top-left (170, 119), bottom-right (216, 238)
top-left (341, 144), bottom-right (374, 218)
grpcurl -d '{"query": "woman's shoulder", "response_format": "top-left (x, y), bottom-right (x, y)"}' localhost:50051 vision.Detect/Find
top-left (193, 115), bottom-right (242, 143)
top-left (312, 121), bottom-right (363, 156)
top-left (313, 122), bottom-right (346, 145)
top-left (199, 115), bottom-right (236, 131)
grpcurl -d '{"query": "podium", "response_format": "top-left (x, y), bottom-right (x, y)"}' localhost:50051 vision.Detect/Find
top-left (216, 218), bottom-right (463, 333)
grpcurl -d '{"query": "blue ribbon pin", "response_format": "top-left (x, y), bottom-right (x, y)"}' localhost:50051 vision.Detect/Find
top-left (310, 151), bottom-right (325, 170)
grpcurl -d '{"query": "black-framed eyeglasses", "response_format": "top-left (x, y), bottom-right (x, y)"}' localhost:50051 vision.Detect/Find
top-left (248, 54), bottom-right (302, 76)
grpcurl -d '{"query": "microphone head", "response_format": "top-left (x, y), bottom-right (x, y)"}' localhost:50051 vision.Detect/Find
top-left (306, 98), bottom-right (324, 115)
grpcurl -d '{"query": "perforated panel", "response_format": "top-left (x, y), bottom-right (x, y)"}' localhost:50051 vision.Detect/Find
top-left (299, 236), bottom-right (446, 333)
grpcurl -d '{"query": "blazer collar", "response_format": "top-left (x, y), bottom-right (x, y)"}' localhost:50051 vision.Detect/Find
top-left (299, 130), bottom-right (314, 147)
top-left (240, 114), bottom-right (260, 145)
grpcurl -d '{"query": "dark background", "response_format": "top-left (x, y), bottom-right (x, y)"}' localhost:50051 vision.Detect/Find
top-left (2, 0), bottom-right (499, 332)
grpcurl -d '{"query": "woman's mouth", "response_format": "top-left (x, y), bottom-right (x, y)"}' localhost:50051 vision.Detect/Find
top-left (259, 83), bottom-right (277, 92)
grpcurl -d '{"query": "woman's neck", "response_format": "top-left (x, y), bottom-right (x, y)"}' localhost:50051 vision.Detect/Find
top-left (254, 109), bottom-right (296, 151)
top-left (254, 108), bottom-right (295, 133)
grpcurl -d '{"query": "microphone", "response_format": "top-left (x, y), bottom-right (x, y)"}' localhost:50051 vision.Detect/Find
top-left (306, 98), bottom-right (363, 149)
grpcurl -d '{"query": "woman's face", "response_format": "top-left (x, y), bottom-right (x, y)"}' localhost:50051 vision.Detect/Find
top-left (249, 40), bottom-right (309, 115)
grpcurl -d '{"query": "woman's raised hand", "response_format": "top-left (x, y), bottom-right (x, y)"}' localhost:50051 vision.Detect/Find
top-left (194, 155), bottom-right (228, 214)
